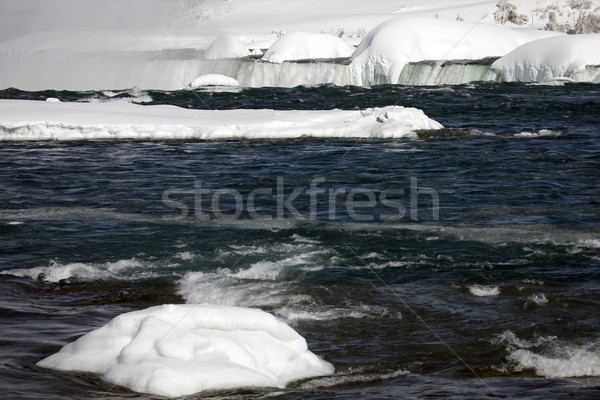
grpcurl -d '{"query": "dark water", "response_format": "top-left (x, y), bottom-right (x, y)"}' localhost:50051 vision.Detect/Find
top-left (1, 83), bottom-right (600, 399)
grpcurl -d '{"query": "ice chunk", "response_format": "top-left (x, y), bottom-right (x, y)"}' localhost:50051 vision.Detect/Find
top-left (263, 32), bottom-right (354, 63)
top-left (37, 304), bottom-right (334, 397)
top-left (189, 74), bottom-right (239, 87)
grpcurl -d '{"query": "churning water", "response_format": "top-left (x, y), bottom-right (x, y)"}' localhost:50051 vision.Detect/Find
top-left (1, 83), bottom-right (600, 399)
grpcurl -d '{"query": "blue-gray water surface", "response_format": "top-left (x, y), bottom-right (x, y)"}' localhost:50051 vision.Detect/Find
top-left (1, 83), bottom-right (600, 399)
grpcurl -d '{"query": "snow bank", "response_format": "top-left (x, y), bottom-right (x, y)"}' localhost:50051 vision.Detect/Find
top-left (189, 73), bottom-right (239, 87)
top-left (350, 17), bottom-right (560, 85)
top-left (492, 34), bottom-right (600, 82)
top-left (205, 35), bottom-right (249, 59)
top-left (262, 32), bottom-right (354, 63)
top-left (37, 304), bottom-right (334, 397)
top-left (0, 100), bottom-right (443, 141)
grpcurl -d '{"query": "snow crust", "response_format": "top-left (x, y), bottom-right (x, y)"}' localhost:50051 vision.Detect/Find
top-left (350, 17), bottom-right (560, 85)
top-left (492, 33), bottom-right (600, 82)
top-left (37, 304), bottom-right (334, 397)
top-left (0, 100), bottom-right (443, 141)
top-left (262, 32), bottom-right (355, 63)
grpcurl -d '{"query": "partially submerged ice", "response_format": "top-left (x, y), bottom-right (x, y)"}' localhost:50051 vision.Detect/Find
top-left (37, 304), bottom-right (334, 397)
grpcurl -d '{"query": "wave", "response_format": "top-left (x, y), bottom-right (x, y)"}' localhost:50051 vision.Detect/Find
top-left (1, 258), bottom-right (161, 283)
top-left (494, 330), bottom-right (600, 378)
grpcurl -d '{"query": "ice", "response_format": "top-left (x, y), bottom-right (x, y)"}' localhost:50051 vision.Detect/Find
top-left (188, 73), bottom-right (239, 87)
top-left (262, 32), bottom-right (354, 63)
top-left (350, 16), bottom-right (560, 85)
top-left (0, 100), bottom-right (443, 141)
top-left (37, 304), bottom-right (334, 397)
top-left (204, 35), bottom-right (249, 59)
top-left (492, 34), bottom-right (600, 82)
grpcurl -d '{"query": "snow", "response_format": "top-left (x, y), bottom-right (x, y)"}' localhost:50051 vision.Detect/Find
top-left (262, 32), bottom-right (355, 63)
top-left (37, 304), bottom-right (334, 397)
top-left (189, 74), bottom-right (239, 87)
top-left (492, 33), bottom-right (600, 82)
top-left (350, 16), bottom-right (560, 85)
top-left (0, 100), bottom-right (443, 141)
top-left (2, 0), bottom-right (600, 89)
top-left (204, 35), bottom-right (249, 59)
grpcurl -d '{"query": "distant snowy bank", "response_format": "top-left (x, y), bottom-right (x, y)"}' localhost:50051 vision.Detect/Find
top-left (1, 1), bottom-right (600, 89)
top-left (38, 304), bottom-right (334, 397)
top-left (0, 100), bottom-right (443, 141)
top-left (3, 0), bottom-right (600, 90)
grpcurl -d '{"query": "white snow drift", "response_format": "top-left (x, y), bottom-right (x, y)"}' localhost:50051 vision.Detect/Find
top-left (263, 32), bottom-right (355, 63)
top-left (350, 16), bottom-right (560, 85)
top-left (0, 99), bottom-right (443, 141)
top-left (492, 33), bottom-right (600, 82)
top-left (37, 304), bottom-right (334, 397)
top-left (205, 35), bottom-right (249, 59)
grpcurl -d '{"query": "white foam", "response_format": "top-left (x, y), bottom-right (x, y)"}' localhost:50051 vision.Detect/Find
top-left (493, 330), bottom-right (600, 378)
top-left (468, 284), bottom-right (500, 297)
top-left (1, 259), bottom-right (150, 282)
top-left (298, 368), bottom-right (409, 389)
top-left (178, 247), bottom-right (327, 308)
top-left (525, 293), bottom-right (549, 306)
top-left (37, 304), bottom-right (334, 397)
top-left (514, 129), bottom-right (562, 137)
top-left (0, 100), bottom-right (443, 141)
top-left (508, 342), bottom-right (600, 378)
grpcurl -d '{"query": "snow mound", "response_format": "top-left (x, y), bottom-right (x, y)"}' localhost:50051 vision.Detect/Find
top-left (0, 100), bottom-right (443, 141)
top-left (262, 32), bottom-right (354, 63)
top-left (350, 17), bottom-right (560, 85)
top-left (492, 34), bottom-right (600, 82)
top-left (37, 304), bottom-right (334, 397)
top-left (189, 74), bottom-right (239, 87)
top-left (205, 35), bottom-right (249, 59)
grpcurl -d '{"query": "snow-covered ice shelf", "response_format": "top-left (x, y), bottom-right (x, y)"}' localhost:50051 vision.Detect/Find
top-left (0, 99), bottom-right (444, 141)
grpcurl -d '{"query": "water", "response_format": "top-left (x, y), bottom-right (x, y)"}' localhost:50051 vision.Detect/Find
top-left (1, 83), bottom-right (600, 399)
